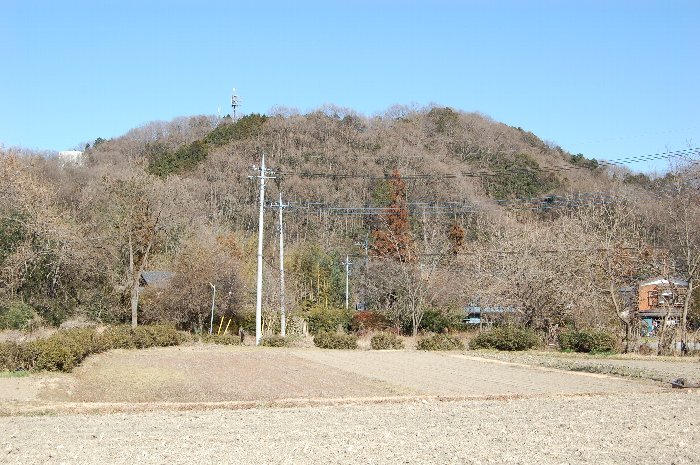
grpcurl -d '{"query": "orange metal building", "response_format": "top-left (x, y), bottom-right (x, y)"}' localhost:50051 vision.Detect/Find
top-left (637, 277), bottom-right (688, 318)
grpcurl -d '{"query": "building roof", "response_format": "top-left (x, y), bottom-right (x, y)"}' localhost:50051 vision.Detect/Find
top-left (639, 277), bottom-right (688, 287)
top-left (140, 271), bottom-right (174, 288)
top-left (465, 305), bottom-right (517, 314)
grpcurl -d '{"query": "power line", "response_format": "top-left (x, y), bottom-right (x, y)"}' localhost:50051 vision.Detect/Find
top-left (340, 245), bottom-right (669, 261)
top-left (271, 193), bottom-right (616, 216)
top-left (272, 147), bottom-right (700, 181)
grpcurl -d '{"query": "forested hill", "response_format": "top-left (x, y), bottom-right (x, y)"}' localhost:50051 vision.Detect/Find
top-left (86, 105), bottom-right (608, 231)
top-left (1, 105), bottom-right (697, 338)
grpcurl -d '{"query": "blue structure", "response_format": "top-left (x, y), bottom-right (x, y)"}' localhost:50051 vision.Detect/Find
top-left (463, 303), bottom-right (517, 325)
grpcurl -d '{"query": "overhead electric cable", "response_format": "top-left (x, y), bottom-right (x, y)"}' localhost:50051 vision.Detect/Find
top-left (272, 147), bottom-right (700, 181)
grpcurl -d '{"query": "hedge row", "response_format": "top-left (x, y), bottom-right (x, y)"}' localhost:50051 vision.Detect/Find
top-left (0, 325), bottom-right (185, 373)
top-left (417, 334), bottom-right (465, 351)
top-left (558, 330), bottom-right (617, 354)
top-left (470, 327), bottom-right (540, 351)
top-left (313, 332), bottom-right (358, 349)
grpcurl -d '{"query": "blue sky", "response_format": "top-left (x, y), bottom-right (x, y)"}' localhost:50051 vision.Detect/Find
top-left (1, 0), bottom-right (698, 173)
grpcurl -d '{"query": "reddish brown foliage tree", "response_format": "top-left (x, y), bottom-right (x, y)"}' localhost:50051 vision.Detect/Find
top-left (371, 169), bottom-right (413, 262)
top-left (448, 223), bottom-right (466, 254)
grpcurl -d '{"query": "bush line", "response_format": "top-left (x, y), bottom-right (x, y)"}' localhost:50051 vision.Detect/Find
top-left (0, 325), bottom-right (185, 373)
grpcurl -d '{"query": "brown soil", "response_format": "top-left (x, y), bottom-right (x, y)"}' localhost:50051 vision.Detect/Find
top-left (1, 345), bottom-right (665, 411)
top-left (469, 350), bottom-right (700, 383)
top-left (1, 391), bottom-right (698, 464)
top-left (1, 345), bottom-right (698, 464)
top-left (37, 345), bottom-right (407, 404)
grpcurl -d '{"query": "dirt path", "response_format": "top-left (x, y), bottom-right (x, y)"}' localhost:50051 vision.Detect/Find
top-left (2, 391), bottom-right (698, 464)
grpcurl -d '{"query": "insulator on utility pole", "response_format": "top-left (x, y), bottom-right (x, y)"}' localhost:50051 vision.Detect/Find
top-left (271, 192), bottom-right (291, 337)
top-left (248, 153), bottom-right (275, 345)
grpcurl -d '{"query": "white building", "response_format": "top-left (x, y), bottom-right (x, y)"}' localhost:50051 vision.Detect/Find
top-left (58, 150), bottom-right (84, 166)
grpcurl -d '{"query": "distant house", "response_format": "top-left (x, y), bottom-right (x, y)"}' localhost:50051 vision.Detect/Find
top-left (139, 271), bottom-right (174, 291)
top-left (58, 150), bottom-right (84, 166)
top-left (637, 277), bottom-right (688, 335)
top-left (463, 302), bottom-right (518, 326)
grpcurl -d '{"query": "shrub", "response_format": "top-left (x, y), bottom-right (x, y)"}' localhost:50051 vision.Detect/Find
top-left (370, 332), bottom-right (404, 350)
top-left (470, 327), bottom-right (540, 351)
top-left (351, 311), bottom-right (391, 332)
top-left (0, 301), bottom-right (38, 330)
top-left (0, 342), bottom-right (29, 371)
top-left (307, 306), bottom-right (352, 334)
top-left (420, 309), bottom-right (462, 333)
top-left (27, 328), bottom-right (101, 372)
top-left (261, 335), bottom-right (291, 347)
top-left (97, 325), bottom-right (137, 351)
top-left (417, 333), bottom-right (465, 351)
top-left (200, 333), bottom-right (240, 345)
top-left (314, 332), bottom-right (358, 350)
top-left (558, 330), bottom-right (617, 354)
top-left (132, 325), bottom-right (181, 348)
top-left (1, 325), bottom-right (187, 374)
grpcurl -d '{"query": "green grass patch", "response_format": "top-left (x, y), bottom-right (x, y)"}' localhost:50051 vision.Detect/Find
top-left (0, 369), bottom-right (29, 378)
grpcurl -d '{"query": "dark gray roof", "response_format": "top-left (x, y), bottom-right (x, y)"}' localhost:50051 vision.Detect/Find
top-left (465, 305), bottom-right (517, 314)
top-left (140, 271), bottom-right (174, 288)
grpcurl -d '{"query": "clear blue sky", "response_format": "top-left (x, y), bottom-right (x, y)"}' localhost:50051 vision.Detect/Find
top-left (1, 0), bottom-right (698, 173)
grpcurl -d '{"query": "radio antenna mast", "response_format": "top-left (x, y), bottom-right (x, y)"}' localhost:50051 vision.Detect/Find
top-left (231, 87), bottom-right (240, 121)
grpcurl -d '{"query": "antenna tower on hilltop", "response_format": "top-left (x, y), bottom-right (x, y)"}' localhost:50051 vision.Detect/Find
top-left (231, 87), bottom-right (240, 121)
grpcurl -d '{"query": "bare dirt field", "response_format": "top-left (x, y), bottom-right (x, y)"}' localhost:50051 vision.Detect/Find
top-left (1, 345), bottom-right (699, 464)
top-left (470, 350), bottom-right (700, 383)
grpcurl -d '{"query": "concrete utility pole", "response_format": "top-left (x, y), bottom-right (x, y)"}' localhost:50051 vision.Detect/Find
top-left (342, 255), bottom-right (353, 310)
top-left (272, 192), bottom-right (290, 336)
top-left (249, 153), bottom-right (274, 345)
top-left (355, 235), bottom-right (369, 309)
top-left (208, 282), bottom-right (216, 334)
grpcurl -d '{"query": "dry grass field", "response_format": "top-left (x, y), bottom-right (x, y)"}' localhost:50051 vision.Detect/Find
top-left (1, 345), bottom-right (699, 464)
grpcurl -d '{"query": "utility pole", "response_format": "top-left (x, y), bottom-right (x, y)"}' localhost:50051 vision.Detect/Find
top-left (355, 235), bottom-right (369, 309)
top-left (272, 192), bottom-right (290, 336)
top-left (249, 153), bottom-right (274, 345)
top-left (342, 255), bottom-right (353, 310)
top-left (208, 282), bottom-right (216, 334)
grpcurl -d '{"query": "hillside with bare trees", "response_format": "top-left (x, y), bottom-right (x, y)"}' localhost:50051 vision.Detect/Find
top-left (1, 105), bottom-right (698, 352)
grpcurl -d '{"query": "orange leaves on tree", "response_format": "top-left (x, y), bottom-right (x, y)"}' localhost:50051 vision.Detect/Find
top-left (371, 169), bottom-right (414, 262)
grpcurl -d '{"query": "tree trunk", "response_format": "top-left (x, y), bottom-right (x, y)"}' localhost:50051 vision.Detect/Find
top-left (610, 282), bottom-right (633, 353)
top-left (129, 234), bottom-right (137, 328)
top-left (128, 226), bottom-right (156, 329)
top-left (624, 320), bottom-right (632, 354)
top-left (657, 305), bottom-right (674, 356)
top-left (131, 284), bottom-right (139, 328)
top-left (680, 277), bottom-right (694, 355)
